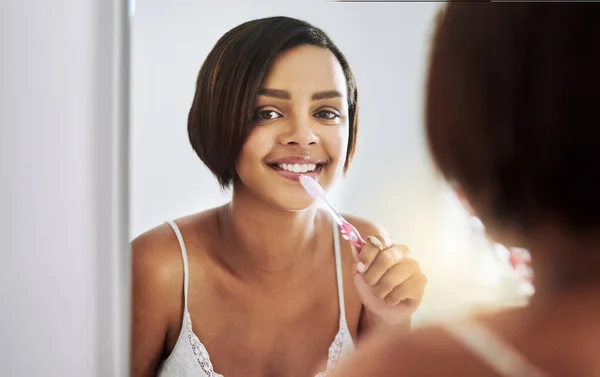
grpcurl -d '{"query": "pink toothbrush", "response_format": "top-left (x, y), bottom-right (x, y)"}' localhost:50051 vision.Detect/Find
top-left (299, 175), bottom-right (366, 249)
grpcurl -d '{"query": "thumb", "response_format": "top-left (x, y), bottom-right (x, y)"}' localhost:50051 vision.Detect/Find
top-left (350, 244), bottom-right (361, 262)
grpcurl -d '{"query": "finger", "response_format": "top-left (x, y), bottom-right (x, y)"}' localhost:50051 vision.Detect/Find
top-left (348, 242), bottom-right (359, 263)
top-left (357, 234), bottom-right (391, 272)
top-left (384, 273), bottom-right (427, 306)
top-left (362, 245), bottom-right (411, 286)
top-left (370, 261), bottom-right (415, 300)
top-left (350, 250), bottom-right (363, 277)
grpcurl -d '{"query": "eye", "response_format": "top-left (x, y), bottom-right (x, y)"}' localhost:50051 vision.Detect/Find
top-left (314, 110), bottom-right (340, 121)
top-left (254, 109), bottom-right (283, 121)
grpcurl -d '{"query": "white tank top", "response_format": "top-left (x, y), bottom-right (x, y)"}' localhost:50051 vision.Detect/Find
top-left (157, 219), bottom-right (355, 377)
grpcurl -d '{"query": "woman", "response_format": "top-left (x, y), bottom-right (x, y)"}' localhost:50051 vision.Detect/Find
top-left (131, 16), bottom-right (427, 377)
top-left (332, 3), bottom-right (600, 377)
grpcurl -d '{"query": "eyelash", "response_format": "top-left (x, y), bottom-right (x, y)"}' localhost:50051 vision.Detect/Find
top-left (253, 109), bottom-right (340, 122)
top-left (254, 110), bottom-right (282, 121)
top-left (314, 110), bottom-right (340, 120)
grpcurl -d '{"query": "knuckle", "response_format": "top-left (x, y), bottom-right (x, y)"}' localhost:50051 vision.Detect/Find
top-left (382, 249), bottom-right (397, 265)
top-left (405, 257), bottom-right (420, 270)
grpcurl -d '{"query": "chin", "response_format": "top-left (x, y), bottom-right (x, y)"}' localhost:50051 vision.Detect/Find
top-left (273, 191), bottom-right (319, 212)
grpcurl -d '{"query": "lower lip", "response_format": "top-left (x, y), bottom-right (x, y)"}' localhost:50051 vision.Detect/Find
top-left (269, 165), bottom-right (323, 182)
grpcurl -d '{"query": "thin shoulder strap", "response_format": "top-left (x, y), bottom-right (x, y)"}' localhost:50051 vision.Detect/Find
top-left (332, 219), bottom-right (347, 325)
top-left (166, 220), bottom-right (189, 311)
top-left (443, 320), bottom-right (547, 377)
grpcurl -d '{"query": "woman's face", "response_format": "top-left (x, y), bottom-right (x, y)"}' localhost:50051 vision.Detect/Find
top-left (235, 45), bottom-right (350, 210)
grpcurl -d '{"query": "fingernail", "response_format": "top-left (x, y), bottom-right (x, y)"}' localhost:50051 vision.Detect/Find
top-left (368, 236), bottom-right (383, 250)
top-left (357, 262), bottom-right (366, 273)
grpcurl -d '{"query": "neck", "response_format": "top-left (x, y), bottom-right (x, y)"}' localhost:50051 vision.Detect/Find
top-left (216, 188), bottom-right (331, 283)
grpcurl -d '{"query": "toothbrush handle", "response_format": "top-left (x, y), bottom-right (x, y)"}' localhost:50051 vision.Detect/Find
top-left (320, 199), bottom-right (366, 249)
top-left (339, 220), bottom-right (366, 250)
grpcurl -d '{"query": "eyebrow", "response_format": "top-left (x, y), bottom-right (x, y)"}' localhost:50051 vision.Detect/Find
top-left (259, 88), bottom-right (290, 100)
top-left (312, 90), bottom-right (342, 100)
top-left (258, 88), bottom-right (343, 101)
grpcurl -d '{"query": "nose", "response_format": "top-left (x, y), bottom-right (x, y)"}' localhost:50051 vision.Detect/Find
top-left (278, 115), bottom-right (318, 147)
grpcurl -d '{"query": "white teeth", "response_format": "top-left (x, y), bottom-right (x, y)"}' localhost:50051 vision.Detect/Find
top-left (277, 163), bottom-right (317, 173)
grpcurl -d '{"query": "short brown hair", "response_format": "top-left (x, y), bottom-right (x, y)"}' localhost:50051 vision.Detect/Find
top-left (188, 16), bottom-right (358, 189)
top-left (426, 3), bottom-right (600, 230)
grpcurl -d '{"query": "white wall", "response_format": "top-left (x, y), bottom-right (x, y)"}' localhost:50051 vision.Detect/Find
top-left (130, 1), bottom-right (530, 325)
top-left (0, 1), bottom-right (129, 376)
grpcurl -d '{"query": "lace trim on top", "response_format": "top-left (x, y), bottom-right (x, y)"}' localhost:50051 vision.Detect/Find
top-left (314, 321), bottom-right (352, 377)
top-left (185, 313), bottom-right (350, 377)
top-left (186, 316), bottom-right (224, 377)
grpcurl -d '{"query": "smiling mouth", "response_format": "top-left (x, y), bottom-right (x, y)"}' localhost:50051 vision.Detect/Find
top-left (268, 162), bottom-right (324, 173)
top-left (267, 162), bottom-right (325, 181)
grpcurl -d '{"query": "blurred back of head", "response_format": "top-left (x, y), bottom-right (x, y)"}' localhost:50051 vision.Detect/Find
top-left (425, 3), bottom-right (600, 242)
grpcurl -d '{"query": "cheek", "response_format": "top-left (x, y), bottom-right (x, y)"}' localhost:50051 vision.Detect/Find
top-left (237, 129), bottom-right (273, 172)
top-left (322, 126), bottom-right (349, 167)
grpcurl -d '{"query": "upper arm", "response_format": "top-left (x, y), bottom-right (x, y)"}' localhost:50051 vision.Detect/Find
top-left (130, 225), bottom-right (184, 377)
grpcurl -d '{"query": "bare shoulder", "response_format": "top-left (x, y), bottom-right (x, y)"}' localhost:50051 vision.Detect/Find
top-left (130, 208), bottom-right (221, 315)
top-left (331, 325), bottom-right (490, 377)
top-left (131, 221), bottom-right (184, 289)
top-left (341, 214), bottom-right (389, 239)
top-left (130, 220), bottom-right (188, 331)
top-left (131, 208), bottom-right (220, 290)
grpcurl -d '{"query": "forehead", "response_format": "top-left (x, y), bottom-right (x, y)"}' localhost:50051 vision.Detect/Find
top-left (262, 45), bottom-right (347, 98)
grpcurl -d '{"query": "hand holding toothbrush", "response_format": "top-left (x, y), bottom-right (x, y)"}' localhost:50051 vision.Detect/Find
top-left (299, 175), bottom-right (427, 327)
top-left (350, 234), bottom-right (426, 327)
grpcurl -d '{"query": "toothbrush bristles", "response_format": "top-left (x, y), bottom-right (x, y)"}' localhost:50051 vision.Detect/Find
top-left (299, 175), bottom-right (325, 199)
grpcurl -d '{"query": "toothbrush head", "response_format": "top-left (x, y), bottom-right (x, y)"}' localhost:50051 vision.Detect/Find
top-left (299, 175), bottom-right (325, 200)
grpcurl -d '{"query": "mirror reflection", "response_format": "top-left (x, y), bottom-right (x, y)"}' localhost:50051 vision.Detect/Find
top-left (129, 2), bottom-right (531, 376)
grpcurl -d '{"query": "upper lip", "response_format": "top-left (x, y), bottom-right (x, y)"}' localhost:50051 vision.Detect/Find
top-left (267, 156), bottom-right (325, 165)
